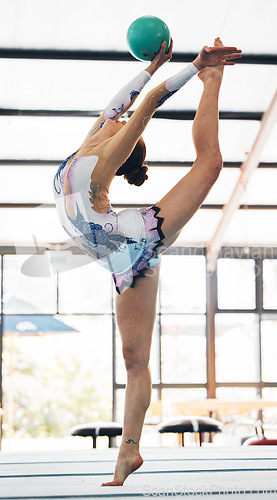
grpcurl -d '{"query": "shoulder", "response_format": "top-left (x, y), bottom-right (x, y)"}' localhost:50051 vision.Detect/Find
top-left (76, 143), bottom-right (121, 185)
top-left (92, 140), bottom-right (123, 169)
top-left (77, 138), bottom-right (111, 160)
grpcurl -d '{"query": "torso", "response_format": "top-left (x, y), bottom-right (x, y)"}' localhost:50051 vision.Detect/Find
top-left (53, 146), bottom-right (163, 293)
top-left (63, 146), bottom-right (112, 214)
top-left (62, 119), bottom-right (122, 214)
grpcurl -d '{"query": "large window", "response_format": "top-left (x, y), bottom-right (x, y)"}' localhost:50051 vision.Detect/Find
top-left (215, 313), bottom-right (260, 383)
top-left (1, 249), bottom-right (277, 449)
top-left (3, 255), bottom-right (57, 314)
top-left (1, 255), bottom-right (113, 449)
top-left (160, 255), bottom-right (206, 314)
top-left (214, 253), bottom-right (277, 425)
top-left (217, 258), bottom-right (256, 310)
top-left (261, 317), bottom-right (277, 382)
top-left (161, 315), bottom-right (206, 384)
top-left (263, 260), bottom-right (277, 309)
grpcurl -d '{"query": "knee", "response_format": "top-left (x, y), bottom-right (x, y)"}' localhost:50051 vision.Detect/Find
top-left (197, 149), bottom-right (223, 182)
top-left (205, 150), bottom-right (223, 180)
top-left (122, 346), bottom-right (149, 372)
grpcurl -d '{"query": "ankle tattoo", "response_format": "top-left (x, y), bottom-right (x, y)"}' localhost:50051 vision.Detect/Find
top-left (126, 439), bottom-right (138, 444)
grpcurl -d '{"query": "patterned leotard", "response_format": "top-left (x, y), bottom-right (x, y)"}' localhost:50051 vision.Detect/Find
top-left (53, 153), bottom-right (164, 294)
top-left (53, 63), bottom-right (199, 292)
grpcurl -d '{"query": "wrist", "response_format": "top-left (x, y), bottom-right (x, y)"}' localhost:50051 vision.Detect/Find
top-left (193, 55), bottom-right (204, 71)
top-left (145, 60), bottom-right (160, 76)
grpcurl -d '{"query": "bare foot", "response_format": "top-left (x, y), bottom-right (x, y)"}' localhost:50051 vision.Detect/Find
top-left (198, 37), bottom-right (224, 83)
top-left (101, 453), bottom-right (143, 486)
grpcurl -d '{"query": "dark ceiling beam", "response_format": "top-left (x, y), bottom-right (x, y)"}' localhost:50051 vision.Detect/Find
top-left (1, 159), bottom-right (277, 169)
top-left (0, 108), bottom-right (102, 118)
top-left (1, 203), bottom-right (277, 210)
top-left (0, 108), bottom-right (263, 121)
top-left (151, 110), bottom-right (263, 121)
top-left (147, 161), bottom-right (277, 169)
top-left (0, 48), bottom-right (276, 65)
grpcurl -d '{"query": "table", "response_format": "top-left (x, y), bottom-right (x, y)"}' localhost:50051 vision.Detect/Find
top-left (147, 399), bottom-right (277, 422)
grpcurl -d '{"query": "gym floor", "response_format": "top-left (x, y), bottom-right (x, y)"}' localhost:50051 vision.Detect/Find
top-left (1, 447), bottom-right (277, 499)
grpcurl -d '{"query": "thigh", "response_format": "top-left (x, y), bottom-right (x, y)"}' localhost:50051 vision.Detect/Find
top-left (157, 157), bottom-right (220, 245)
top-left (115, 264), bottom-right (160, 357)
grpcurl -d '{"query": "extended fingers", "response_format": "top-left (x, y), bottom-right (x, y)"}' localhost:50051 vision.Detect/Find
top-left (158, 41), bottom-right (166, 53)
top-left (222, 46), bottom-right (242, 54)
top-left (212, 45), bottom-right (242, 64)
top-left (224, 52), bottom-right (242, 60)
top-left (211, 46), bottom-right (242, 56)
top-left (159, 38), bottom-right (173, 55)
top-left (167, 37), bottom-right (173, 56)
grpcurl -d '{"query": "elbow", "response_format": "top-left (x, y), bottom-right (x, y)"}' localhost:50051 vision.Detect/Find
top-left (146, 87), bottom-right (167, 109)
top-left (147, 86), bottom-right (175, 110)
top-left (145, 91), bottom-right (157, 109)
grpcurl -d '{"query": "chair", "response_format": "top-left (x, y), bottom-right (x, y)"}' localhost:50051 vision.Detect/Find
top-left (243, 422), bottom-right (277, 446)
top-left (71, 421), bottom-right (122, 448)
top-left (222, 417), bottom-right (258, 445)
top-left (157, 416), bottom-right (223, 446)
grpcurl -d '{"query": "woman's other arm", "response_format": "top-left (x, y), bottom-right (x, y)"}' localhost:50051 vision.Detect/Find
top-left (81, 40), bottom-right (173, 145)
top-left (103, 42), bottom-right (241, 169)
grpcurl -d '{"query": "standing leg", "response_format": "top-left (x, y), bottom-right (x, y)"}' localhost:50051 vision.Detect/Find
top-left (102, 265), bottom-right (160, 486)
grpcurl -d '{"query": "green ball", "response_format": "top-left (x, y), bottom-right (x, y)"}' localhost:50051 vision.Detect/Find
top-left (127, 15), bottom-right (170, 62)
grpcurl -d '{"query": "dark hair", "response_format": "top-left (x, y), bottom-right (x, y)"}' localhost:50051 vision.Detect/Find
top-left (115, 138), bottom-right (148, 186)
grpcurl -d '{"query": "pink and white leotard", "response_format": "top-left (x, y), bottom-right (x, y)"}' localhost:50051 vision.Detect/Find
top-left (53, 63), bottom-right (199, 293)
top-left (53, 153), bottom-right (164, 293)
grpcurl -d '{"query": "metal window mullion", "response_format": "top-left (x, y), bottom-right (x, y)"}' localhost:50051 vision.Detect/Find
top-left (206, 262), bottom-right (217, 399)
top-left (256, 257), bottom-right (263, 402)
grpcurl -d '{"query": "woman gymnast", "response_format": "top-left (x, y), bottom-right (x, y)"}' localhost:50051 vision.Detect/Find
top-left (53, 37), bottom-right (241, 485)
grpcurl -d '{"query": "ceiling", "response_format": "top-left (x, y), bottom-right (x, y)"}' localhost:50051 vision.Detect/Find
top-left (1, 0), bottom-right (277, 251)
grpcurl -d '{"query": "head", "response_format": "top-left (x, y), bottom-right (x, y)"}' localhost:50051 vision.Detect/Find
top-left (116, 137), bottom-right (148, 186)
top-left (101, 118), bottom-right (127, 137)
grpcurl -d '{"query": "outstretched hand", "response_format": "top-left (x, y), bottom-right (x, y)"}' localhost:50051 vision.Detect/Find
top-left (199, 43), bottom-right (242, 68)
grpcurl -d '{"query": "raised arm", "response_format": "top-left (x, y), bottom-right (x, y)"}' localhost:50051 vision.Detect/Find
top-left (103, 41), bottom-right (242, 168)
top-left (82, 41), bottom-right (173, 143)
top-left (87, 70), bottom-right (152, 137)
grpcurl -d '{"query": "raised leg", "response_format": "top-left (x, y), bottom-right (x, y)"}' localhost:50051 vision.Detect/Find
top-left (101, 265), bottom-right (160, 486)
top-left (156, 47), bottom-right (224, 248)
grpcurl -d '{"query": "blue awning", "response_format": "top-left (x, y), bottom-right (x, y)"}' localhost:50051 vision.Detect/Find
top-left (3, 315), bottom-right (77, 335)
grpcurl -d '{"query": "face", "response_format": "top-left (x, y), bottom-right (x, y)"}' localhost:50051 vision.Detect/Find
top-left (102, 118), bottom-right (126, 137)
